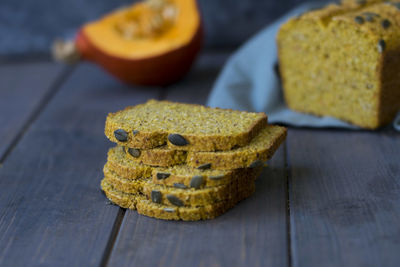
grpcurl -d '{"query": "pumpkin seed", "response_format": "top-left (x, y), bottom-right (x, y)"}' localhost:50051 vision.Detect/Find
top-left (128, 148), bottom-right (141, 158)
top-left (197, 163), bottom-right (211, 170)
top-left (163, 207), bottom-right (176, 213)
top-left (173, 183), bottom-right (188, 189)
top-left (132, 130), bottom-right (139, 135)
top-left (354, 16), bottom-right (364, 24)
top-left (209, 175), bottom-right (224, 180)
top-left (378, 39), bottom-right (386, 53)
top-left (381, 19), bottom-right (391, 29)
top-left (363, 12), bottom-right (377, 22)
top-left (151, 190), bottom-right (162, 204)
top-left (156, 172), bottom-right (170, 180)
top-left (114, 129), bottom-right (128, 142)
top-left (249, 160), bottom-right (264, 168)
top-left (168, 134), bottom-right (188, 146)
top-left (166, 195), bottom-right (184, 206)
top-left (190, 176), bottom-right (204, 189)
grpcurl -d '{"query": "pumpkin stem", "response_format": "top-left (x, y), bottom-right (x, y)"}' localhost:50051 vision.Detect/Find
top-left (52, 39), bottom-right (80, 64)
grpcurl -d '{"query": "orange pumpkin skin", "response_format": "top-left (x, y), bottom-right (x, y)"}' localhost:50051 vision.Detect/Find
top-left (75, 21), bottom-right (203, 87)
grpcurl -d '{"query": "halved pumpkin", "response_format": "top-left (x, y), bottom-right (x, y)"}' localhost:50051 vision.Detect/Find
top-left (55, 0), bottom-right (203, 86)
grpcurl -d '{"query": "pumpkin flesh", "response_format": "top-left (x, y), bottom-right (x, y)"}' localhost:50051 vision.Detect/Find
top-left (82, 0), bottom-right (200, 59)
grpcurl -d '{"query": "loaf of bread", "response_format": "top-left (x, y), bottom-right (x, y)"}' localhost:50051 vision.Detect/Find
top-left (277, 1), bottom-right (400, 128)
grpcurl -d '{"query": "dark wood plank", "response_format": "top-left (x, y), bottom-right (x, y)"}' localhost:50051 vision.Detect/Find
top-left (287, 129), bottom-right (400, 267)
top-left (0, 62), bottom-right (66, 160)
top-left (164, 50), bottom-right (231, 104)
top-left (0, 63), bottom-right (161, 267)
top-left (108, 145), bottom-right (288, 267)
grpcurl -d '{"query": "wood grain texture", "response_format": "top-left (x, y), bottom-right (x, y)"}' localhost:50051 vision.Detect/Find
top-left (287, 128), bottom-right (400, 267)
top-left (0, 63), bottom-right (161, 267)
top-left (0, 62), bottom-right (65, 160)
top-left (108, 145), bottom-right (288, 267)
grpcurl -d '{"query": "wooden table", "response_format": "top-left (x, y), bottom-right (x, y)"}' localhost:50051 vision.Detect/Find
top-left (0, 51), bottom-right (399, 267)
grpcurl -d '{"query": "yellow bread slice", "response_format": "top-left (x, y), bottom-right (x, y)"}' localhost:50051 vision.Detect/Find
top-left (136, 185), bottom-right (255, 221)
top-left (103, 163), bottom-right (259, 206)
top-left (106, 146), bottom-right (263, 188)
top-left (101, 178), bottom-right (145, 209)
top-left (151, 164), bottom-right (262, 188)
top-left (106, 147), bottom-right (152, 179)
top-left (103, 166), bottom-right (146, 193)
top-left (101, 178), bottom-right (255, 220)
top-left (124, 125), bottom-right (287, 170)
top-left (142, 173), bottom-right (256, 206)
top-left (105, 99), bottom-right (268, 151)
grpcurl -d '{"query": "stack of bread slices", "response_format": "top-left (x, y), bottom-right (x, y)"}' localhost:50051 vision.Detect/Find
top-left (101, 100), bottom-right (287, 221)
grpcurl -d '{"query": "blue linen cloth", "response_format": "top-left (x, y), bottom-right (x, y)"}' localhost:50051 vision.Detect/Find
top-left (207, 3), bottom-right (400, 131)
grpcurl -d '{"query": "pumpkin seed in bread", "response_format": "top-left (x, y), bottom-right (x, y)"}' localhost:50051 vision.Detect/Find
top-left (123, 125), bottom-right (287, 169)
top-left (151, 164), bottom-right (262, 188)
top-left (142, 174), bottom-right (256, 206)
top-left (106, 146), bottom-right (263, 188)
top-left (103, 161), bottom-right (259, 206)
top-left (186, 125), bottom-right (287, 169)
top-left (126, 146), bottom-right (186, 167)
top-left (105, 99), bottom-right (268, 151)
top-left (136, 185), bottom-right (255, 221)
top-left (106, 147), bottom-right (152, 179)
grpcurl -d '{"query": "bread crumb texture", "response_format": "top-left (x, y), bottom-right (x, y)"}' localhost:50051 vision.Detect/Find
top-left (278, 0), bottom-right (400, 128)
top-left (105, 100), bottom-right (268, 151)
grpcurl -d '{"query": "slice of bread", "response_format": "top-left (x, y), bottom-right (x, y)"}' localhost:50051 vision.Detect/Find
top-left (136, 186), bottom-right (255, 221)
top-left (124, 125), bottom-right (287, 170)
top-left (101, 178), bottom-right (255, 221)
top-left (105, 100), bottom-right (268, 151)
top-left (106, 146), bottom-right (263, 187)
top-left (101, 178), bottom-right (145, 209)
top-left (102, 163), bottom-right (259, 206)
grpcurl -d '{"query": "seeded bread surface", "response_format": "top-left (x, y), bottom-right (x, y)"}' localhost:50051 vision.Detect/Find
top-left (136, 185), bottom-right (255, 221)
top-left (101, 178), bottom-right (255, 220)
top-left (103, 163), bottom-right (260, 206)
top-left (125, 146), bottom-right (187, 167)
top-left (107, 146), bottom-right (263, 187)
top-left (105, 100), bottom-right (268, 151)
top-left (277, 1), bottom-right (400, 128)
top-left (106, 151), bottom-right (152, 179)
top-left (142, 174), bottom-right (256, 206)
top-left (151, 165), bottom-right (263, 188)
top-left (124, 125), bottom-right (287, 170)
